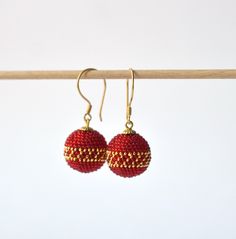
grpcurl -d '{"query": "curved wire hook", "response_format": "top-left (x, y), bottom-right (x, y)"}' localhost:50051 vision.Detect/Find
top-left (77, 68), bottom-right (106, 128)
top-left (126, 68), bottom-right (135, 122)
top-left (124, 68), bottom-right (135, 133)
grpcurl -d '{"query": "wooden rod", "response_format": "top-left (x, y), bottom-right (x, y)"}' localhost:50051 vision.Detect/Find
top-left (0, 69), bottom-right (236, 80)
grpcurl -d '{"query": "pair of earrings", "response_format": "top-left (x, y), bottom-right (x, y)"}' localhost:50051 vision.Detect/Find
top-left (64, 68), bottom-right (151, 178)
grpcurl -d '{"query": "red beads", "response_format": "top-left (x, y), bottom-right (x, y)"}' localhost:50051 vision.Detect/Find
top-left (64, 129), bottom-right (107, 173)
top-left (64, 129), bottom-right (151, 177)
top-left (107, 133), bottom-right (151, 178)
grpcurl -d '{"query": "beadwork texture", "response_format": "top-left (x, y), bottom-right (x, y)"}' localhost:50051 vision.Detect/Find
top-left (64, 129), bottom-right (107, 173)
top-left (107, 133), bottom-right (151, 177)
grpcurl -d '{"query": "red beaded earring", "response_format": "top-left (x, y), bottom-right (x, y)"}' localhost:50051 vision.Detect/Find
top-left (107, 69), bottom-right (151, 178)
top-left (64, 68), bottom-right (107, 173)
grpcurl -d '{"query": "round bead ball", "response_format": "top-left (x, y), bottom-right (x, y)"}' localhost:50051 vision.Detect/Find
top-left (64, 129), bottom-right (107, 173)
top-left (107, 133), bottom-right (151, 178)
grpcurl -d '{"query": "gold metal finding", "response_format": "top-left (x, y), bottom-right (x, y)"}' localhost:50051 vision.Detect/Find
top-left (77, 68), bottom-right (107, 129)
top-left (124, 68), bottom-right (135, 134)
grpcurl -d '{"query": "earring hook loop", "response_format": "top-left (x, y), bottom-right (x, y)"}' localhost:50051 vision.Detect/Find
top-left (124, 68), bottom-right (135, 133)
top-left (77, 68), bottom-right (107, 129)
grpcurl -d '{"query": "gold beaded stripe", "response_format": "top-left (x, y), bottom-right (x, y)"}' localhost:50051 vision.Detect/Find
top-left (64, 146), bottom-right (106, 162)
top-left (106, 151), bottom-right (151, 168)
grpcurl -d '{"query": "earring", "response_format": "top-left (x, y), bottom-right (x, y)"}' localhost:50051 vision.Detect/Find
top-left (64, 68), bottom-right (107, 173)
top-left (107, 69), bottom-right (151, 178)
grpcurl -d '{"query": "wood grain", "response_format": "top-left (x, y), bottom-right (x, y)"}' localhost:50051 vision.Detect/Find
top-left (0, 69), bottom-right (236, 79)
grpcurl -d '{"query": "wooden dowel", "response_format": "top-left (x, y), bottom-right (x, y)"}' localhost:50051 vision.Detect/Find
top-left (0, 69), bottom-right (236, 80)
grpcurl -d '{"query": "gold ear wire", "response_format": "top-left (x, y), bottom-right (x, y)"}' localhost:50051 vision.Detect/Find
top-left (99, 79), bottom-right (106, 122)
top-left (77, 68), bottom-right (107, 129)
top-left (127, 68), bottom-right (134, 106)
top-left (124, 68), bottom-right (135, 133)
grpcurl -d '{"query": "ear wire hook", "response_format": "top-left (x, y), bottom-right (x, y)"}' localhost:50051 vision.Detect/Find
top-left (77, 68), bottom-right (107, 129)
top-left (124, 68), bottom-right (135, 133)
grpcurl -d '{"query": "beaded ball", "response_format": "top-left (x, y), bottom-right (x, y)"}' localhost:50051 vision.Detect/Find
top-left (64, 129), bottom-right (107, 173)
top-left (107, 133), bottom-right (151, 177)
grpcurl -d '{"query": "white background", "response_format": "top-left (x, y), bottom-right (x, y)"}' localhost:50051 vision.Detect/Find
top-left (0, 0), bottom-right (236, 238)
